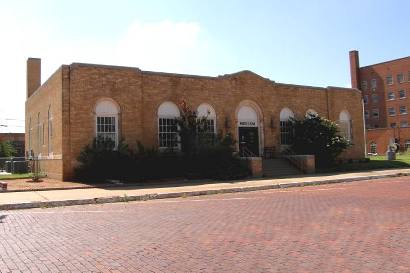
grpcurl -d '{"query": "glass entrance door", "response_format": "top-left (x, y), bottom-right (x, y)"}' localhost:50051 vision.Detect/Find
top-left (239, 127), bottom-right (259, 156)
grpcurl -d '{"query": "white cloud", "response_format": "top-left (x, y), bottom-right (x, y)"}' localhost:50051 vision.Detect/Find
top-left (0, 19), bottom-right (216, 133)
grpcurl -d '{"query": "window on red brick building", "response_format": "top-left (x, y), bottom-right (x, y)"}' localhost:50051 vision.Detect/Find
top-left (371, 79), bottom-right (377, 90)
top-left (397, 73), bottom-right (404, 84)
top-left (388, 107), bottom-right (396, 116)
top-left (401, 121), bottom-right (409, 128)
top-left (364, 110), bottom-right (369, 119)
top-left (400, 106), bottom-right (408, 115)
top-left (372, 108), bottom-right (379, 119)
top-left (399, 90), bottom-right (406, 99)
top-left (390, 123), bottom-right (397, 128)
top-left (386, 76), bottom-right (393, 85)
top-left (370, 142), bottom-right (377, 154)
top-left (372, 94), bottom-right (379, 103)
top-left (95, 99), bottom-right (119, 148)
top-left (387, 91), bottom-right (395, 100)
top-left (158, 102), bottom-right (180, 149)
top-left (361, 81), bottom-right (367, 91)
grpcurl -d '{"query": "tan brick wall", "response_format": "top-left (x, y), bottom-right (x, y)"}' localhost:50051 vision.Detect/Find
top-left (27, 63), bottom-right (366, 181)
top-left (25, 67), bottom-right (64, 180)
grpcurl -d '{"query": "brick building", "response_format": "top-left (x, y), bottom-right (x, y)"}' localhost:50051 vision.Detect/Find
top-left (26, 58), bottom-right (365, 180)
top-left (0, 133), bottom-right (25, 157)
top-left (349, 50), bottom-right (410, 154)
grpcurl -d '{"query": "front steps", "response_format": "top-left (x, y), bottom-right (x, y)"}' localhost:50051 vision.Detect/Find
top-left (262, 158), bottom-right (302, 177)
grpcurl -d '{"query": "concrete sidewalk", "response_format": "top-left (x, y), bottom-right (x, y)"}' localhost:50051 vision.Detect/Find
top-left (1, 168), bottom-right (410, 210)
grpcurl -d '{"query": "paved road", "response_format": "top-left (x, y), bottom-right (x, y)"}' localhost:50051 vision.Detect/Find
top-left (0, 177), bottom-right (409, 273)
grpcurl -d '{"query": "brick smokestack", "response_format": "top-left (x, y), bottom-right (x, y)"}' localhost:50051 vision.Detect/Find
top-left (349, 50), bottom-right (360, 89)
top-left (27, 58), bottom-right (41, 98)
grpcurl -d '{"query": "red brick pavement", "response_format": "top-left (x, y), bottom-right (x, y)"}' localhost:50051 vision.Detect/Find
top-left (0, 177), bottom-right (409, 273)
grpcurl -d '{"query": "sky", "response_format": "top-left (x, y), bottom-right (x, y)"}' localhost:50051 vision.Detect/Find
top-left (1, 0), bottom-right (410, 133)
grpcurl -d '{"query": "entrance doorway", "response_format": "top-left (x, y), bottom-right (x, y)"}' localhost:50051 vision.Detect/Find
top-left (239, 127), bottom-right (259, 156)
top-left (237, 105), bottom-right (260, 157)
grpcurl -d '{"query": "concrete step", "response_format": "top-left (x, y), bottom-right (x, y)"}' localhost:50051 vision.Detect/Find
top-left (262, 158), bottom-right (302, 177)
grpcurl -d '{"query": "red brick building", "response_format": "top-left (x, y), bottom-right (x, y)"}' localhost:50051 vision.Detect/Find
top-left (350, 50), bottom-right (410, 154)
top-left (26, 58), bottom-right (365, 180)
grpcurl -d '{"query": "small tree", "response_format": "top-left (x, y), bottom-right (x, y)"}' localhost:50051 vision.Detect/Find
top-left (0, 141), bottom-right (16, 157)
top-left (291, 114), bottom-right (350, 167)
top-left (175, 100), bottom-right (214, 156)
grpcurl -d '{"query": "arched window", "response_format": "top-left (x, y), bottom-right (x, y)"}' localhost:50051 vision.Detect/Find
top-left (197, 103), bottom-right (216, 134)
top-left (158, 102), bottom-right (180, 149)
top-left (305, 109), bottom-right (318, 118)
top-left (37, 113), bottom-right (41, 151)
top-left (95, 99), bottom-right (119, 147)
top-left (280, 108), bottom-right (294, 145)
top-left (28, 117), bottom-right (32, 154)
top-left (370, 142), bottom-right (377, 154)
top-left (339, 110), bottom-right (352, 141)
top-left (48, 106), bottom-right (53, 154)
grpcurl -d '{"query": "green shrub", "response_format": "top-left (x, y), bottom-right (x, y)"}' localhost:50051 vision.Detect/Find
top-left (291, 114), bottom-right (350, 167)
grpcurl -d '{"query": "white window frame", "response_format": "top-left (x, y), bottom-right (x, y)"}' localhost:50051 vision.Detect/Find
top-left (399, 90), bottom-right (406, 99)
top-left (401, 121), bottom-right (409, 128)
top-left (95, 99), bottom-right (120, 148)
top-left (197, 103), bottom-right (217, 135)
top-left (399, 105), bottom-right (408, 115)
top-left (361, 80), bottom-right (367, 91)
top-left (387, 92), bottom-right (395, 100)
top-left (397, 73), bottom-right (404, 84)
top-left (386, 75), bottom-right (393, 85)
top-left (371, 79), bottom-right (377, 90)
top-left (158, 102), bottom-right (180, 150)
top-left (390, 123), bottom-right (397, 128)
top-left (388, 107), bottom-right (396, 116)
top-left (280, 108), bottom-right (294, 145)
top-left (370, 142), bottom-right (377, 154)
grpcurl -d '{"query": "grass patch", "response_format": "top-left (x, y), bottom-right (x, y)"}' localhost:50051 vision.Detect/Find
top-left (0, 173), bottom-right (32, 180)
top-left (318, 154), bottom-right (410, 173)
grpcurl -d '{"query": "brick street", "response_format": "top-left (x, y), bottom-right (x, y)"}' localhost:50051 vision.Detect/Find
top-left (0, 177), bottom-right (409, 273)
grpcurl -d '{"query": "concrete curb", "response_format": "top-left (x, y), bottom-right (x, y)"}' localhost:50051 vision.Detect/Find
top-left (1, 172), bottom-right (409, 210)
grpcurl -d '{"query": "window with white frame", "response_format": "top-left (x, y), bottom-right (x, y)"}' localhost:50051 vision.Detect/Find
top-left (361, 80), bottom-right (367, 91)
top-left (399, 90), bottom-right (406, 99)
top-left (387, 91), bottom-right (395, 100)
top-left (364, 110), bottom-right (369, 119)
top-left (388, 107), bottom-right (396, 116)
top-left (372, 94), bottom-right (379, 103)
top-left (400, 105), bottom-right (408, 115)
top-left (280, 108), bottom-right (294, 145)
top-left (390, 123), bottom-right (397, 128)
top-left (95, 99), bottom-right (119, 147)
top-left (401, 121), bottom-right (409, 128)
top-left (370, 142), bottom-right (377, 154)
top-left (397, 73), bottom-right (404, 84)
top-left (158, 102), bottom-right (180, 149)
top-left (371, 79), bottom-right (377, 90)
top-left (372, 108), bottom-right (379, 119)
top-left (363, 95), bottom-right (368, 104)
top-left (386, 75), bottom-right (393, 85)
top-left (339, 111), bottom-right (352, 142)
top-left (197, 103), bottom-right (216, 135)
